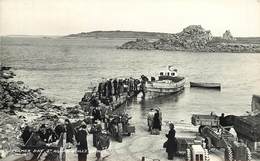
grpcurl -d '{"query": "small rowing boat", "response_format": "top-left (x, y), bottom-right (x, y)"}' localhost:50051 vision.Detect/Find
top-left (190, 82), bottom-right (221, 90)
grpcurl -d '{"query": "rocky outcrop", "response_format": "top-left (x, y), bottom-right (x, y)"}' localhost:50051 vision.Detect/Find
top-left (0, 112), bottom-right (24, 158)
top-left (119, 38), bottom-right (154, 50)
top-left (154, 25), bottom-right (213, 51)
top-left (0, 79), bottom-right (53, 111)
top-left (119, 25), bottom-right (258, 53)
top-left (223, 30), bottom-right (236, 41)
top-left (0, 66), bottom-right (15, 79)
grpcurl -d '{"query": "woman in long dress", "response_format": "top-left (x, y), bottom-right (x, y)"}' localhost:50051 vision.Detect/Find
top-left (165, 123), bottom-right (177, 160)
top-left (152, 111), bottom-right (161, 131)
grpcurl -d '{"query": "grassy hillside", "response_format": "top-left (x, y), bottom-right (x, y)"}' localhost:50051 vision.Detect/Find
top-left (65, 31), bottom-right (170, 39)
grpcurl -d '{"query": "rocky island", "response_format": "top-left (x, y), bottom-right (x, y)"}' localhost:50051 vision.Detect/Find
top-left (119, 25), bottom-right (260, 53)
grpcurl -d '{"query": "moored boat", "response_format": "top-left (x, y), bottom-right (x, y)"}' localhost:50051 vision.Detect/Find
top-left (143, 66), bottom-right (185, 98)
top-left (190, 82), bottom-right (221, 90)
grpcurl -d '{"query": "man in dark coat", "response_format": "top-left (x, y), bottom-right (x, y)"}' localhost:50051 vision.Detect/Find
top-left (113, 79), bottom-right (118, 95)
top-left (107, 79), bottom-right (113, 101)
top-left (103, 81), bottom-right (108, 97)
top-left (75, 123), bottom-right (88, 161)
top-left (98, 83), bottom-right (102, 99)
top-left (21, 125), bottom-right (33, 144)
top-left (38, 124), bottom-right (48, 142)
top-left (219, 113), bottom-right (226, 126)
top-left (152, 111), bottom-right (161, 130)
top-left (165, 123), bottom-right (177, 160)
top-left (29, 133), bottom-right (47, 161)
top-left (65, 119), bottom-right (74, 144)
top-left (54, 123), bottom-right (65, 139)
top-left (92, 122), bottom-right (102, 147)
top-left (92, 107), bottom-right (102, 122)
top-left (90, 96), bottom-right (99, 108)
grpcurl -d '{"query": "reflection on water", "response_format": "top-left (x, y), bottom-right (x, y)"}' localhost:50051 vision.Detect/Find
top-left (139, 90), bottom-right (184, 110)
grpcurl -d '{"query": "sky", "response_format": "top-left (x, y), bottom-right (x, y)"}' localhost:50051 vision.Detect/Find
top-left (0, 0), bottom-right (260, 36)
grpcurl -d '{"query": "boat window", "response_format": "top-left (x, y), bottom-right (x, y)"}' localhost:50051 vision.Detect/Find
top-left (171, 73), bottom-right (175, 76)
top-left (160, 72), bottom-right (163, 76)
top-left (167, 72), bottom-right (170, 76)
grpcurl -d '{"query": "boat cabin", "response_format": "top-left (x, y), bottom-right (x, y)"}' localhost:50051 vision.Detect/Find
top-left (157, 69), bottom-right (184, 82)
top-left (159, 70), bottom-right (178, 77)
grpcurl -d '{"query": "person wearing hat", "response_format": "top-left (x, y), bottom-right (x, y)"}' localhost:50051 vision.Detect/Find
top-left (21, 125), bottom-right (33, 144)
top-left (54, 120), bottom-right (66, 139)
top-left (165, 123), bottom-right (177, 160)
top-left (75, 122), bottom-right (89, 161)
top-left (38, 124), bottom-right (48, 142)
top-left (152, 110), bottom-right (161, 132)
top-left (92, 107), bottom-right (102, 122)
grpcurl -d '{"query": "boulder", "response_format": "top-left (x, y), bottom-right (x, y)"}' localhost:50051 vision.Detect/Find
top-left (0, 112), bottom-right (24, 158)
top-left (154, 25), bottom-right (213, 51)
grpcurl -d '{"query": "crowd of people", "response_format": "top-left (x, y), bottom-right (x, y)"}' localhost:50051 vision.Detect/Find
top-left (21, 110), bottom-right (178, 161)
top-left (21, 119), bottom-right (76, 145)
top-left (19, 75), bottom-right (179, 161)
top-left (21, 119), bottom-right (90, 161)
top-left (97, 78), bottom-right (141, 105)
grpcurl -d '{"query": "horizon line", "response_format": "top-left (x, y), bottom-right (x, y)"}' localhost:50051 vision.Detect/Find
top-left (1, 29), bottom-right (260, 38)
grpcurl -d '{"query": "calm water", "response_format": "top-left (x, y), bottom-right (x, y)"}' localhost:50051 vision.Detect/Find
top-left (1, 37), bottom-right (260, 123)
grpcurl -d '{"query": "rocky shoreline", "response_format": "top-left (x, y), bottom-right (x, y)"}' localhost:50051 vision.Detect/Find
top-left (0, 67), bottom-right (140, 159)
top-left (118, 25), bottom-right (259, 53)
top-left (0, 67), bottom-right (85, 159)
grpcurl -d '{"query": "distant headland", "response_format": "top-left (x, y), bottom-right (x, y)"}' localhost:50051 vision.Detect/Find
top-left (118, 25), bottom-right (260, 53)
top-left (65, 30), bottom-right (170, 39)
top-left (66, 25), bottom-right (260, 53)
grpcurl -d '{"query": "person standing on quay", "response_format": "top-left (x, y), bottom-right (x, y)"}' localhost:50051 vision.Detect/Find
top-left (152, 110), bottom-right (161, 131)
top-left (147, 109), bottom-right (155, 131)
top-left (165, 123), bottom-right (177, 160)
top-left (76, 123), bottom-right (89, 161)
top-left (64, 119), bottom-right (74, 144)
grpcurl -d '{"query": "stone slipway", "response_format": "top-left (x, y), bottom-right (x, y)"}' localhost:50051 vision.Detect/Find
top-left (65, 123), bottom-right (229, 161)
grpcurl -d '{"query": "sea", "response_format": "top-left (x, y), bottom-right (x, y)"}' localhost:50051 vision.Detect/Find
top-left (1, 36), bottom-right (260, 124)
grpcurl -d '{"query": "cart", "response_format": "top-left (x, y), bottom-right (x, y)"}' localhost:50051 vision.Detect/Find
top-left (175, 137), bottom-right (209, 161)
top-left (191, 114), bottom-right (219, 133)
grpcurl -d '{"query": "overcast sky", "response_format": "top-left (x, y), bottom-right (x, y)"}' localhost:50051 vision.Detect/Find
top-left (1, 0), bottom-right (260, 36)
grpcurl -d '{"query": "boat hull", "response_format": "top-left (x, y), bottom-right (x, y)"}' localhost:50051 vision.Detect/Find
top-left (190, 82), bottom-right (221, 90)
top-left (144, 79), bottom-right (185, 99)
